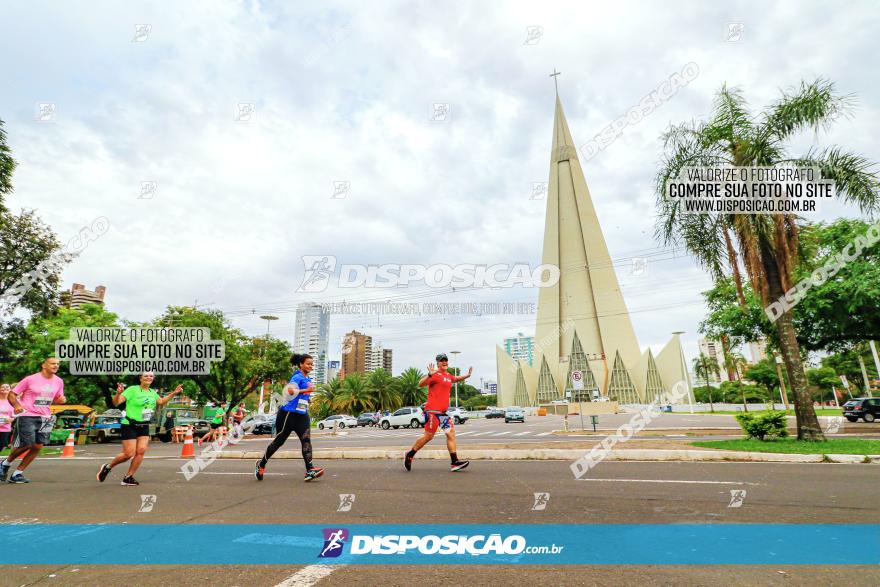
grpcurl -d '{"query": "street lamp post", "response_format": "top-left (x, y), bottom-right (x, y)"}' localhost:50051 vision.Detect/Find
top-left (258, 315), bottom-right (279, 413)
top-left (450, 350), bottom-right (461, 408)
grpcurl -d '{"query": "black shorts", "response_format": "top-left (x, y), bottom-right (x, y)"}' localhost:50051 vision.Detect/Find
top-left (210, 422), bottom-right (222, 429)
top-left (12, 416), bottom-right (53, 447)
top-left (120, 422), bottom-right (151, 440)
top-left (0, 431), bottom-right (11, 451)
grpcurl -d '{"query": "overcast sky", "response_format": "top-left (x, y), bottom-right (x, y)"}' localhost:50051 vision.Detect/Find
top-left (2, 0), bottom-right (878, 382)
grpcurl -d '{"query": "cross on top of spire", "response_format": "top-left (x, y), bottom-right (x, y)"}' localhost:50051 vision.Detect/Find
top-left (549, 69), bottom-right (561, 96)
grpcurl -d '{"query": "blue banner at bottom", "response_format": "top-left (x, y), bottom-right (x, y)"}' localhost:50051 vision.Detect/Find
top-left (0, 524), bottom-right (876, 565)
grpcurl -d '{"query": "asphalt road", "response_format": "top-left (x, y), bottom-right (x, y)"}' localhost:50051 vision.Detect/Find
top-left (1, 456), bottom-right (877, 586)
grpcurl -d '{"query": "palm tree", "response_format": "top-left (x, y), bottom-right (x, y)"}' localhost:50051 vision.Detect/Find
top-left (656, 79), bottom-right (880, 440)
top-left (723, 351), bottom-right (750, 411)
top-left (693, 353), bottom-right (720, 412)
top-left (337, 373), bottom-right (372, 414)
top-left (394, 367), bottom-right (426, 407)
top-left (366, 368), bottom-right (401, 411)
top-left (312, 377), bottom-right (344, 420)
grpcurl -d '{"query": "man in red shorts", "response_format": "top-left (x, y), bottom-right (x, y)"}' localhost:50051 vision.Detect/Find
top-left (404, 353), bottom-right (472, 472)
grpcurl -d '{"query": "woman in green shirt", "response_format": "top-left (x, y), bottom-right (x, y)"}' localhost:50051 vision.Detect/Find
top-left (96, 372), bottom-right (182, 486)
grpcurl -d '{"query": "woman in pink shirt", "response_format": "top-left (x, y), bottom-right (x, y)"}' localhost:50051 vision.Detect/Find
top-left (0, 383), bottom-right (15, 452)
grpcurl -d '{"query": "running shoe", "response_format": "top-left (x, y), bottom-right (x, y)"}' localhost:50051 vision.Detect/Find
top-left (8, 472), bottom-right (31, 484)
top-left (0, 461), bottom-right (9, 482)
top-left (450, 460), bottom-right (469, 472)
top-left (97, 463), bottom-right (111, 483)
top-left (303, 467), bottom-right (325, 482)
top-left (121, 476), bottom-right (139, 486)
top-left (404, 452), bottom-right (414, 472)
top-left (254, 460), bottom-right (265, 481)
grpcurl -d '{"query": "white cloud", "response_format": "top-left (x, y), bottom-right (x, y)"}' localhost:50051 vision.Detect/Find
top-left (2, 0), bottom-right (877, 381)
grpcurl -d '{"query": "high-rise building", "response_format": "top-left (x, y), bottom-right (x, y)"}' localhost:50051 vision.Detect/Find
top-left (503, 333), bottom-right (534, 366)
top-left (697, 338), bottom-right (729, 383)
top-left (60, 283), bottom-right (106, 309)
top-left (342, 330), bottom-right (372, 375)
top-left (327, 360), bottom-right (341, 381)
top-left (496, 92), bottom-right (692, 407)
top-left (749, 339), bottom-right (768, 363)
top-left (294, 302), bottom-right (330, 383)
top-left (369, 342), bottom-right (394, 374)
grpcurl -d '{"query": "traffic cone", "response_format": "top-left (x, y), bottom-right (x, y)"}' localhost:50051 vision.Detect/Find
top-left (181, 426), bottom-right (195, 458)
top-left (61, 430), bottom-right (76, 458)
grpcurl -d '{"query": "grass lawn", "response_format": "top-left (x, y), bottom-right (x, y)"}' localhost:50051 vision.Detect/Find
top-left (691, 437), bottom-right (880, 455)
top-left (0, 447), bottom-right (63, 457)
top-left (700, 408), bottom-right (843, 416)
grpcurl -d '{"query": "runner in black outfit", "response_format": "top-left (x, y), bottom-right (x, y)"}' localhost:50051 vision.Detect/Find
top-left (255, 353), bottom-right (324, 482)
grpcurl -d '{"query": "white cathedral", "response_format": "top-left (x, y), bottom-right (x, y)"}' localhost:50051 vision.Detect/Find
top-left (495, 95), bottom-right (694, 407)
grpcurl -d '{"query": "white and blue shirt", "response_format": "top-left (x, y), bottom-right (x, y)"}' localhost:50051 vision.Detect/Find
top-left (282, 370), bottom-right (312, 414)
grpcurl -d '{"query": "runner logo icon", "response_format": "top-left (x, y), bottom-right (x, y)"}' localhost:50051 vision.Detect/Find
top-left (319, 528), bottom-right (349, 558)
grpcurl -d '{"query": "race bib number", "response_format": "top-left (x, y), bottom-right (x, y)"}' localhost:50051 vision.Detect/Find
top-left (34, 397), bottom-right (52, 407)
top-left (0, 417), bottom-right (7, 424)
top-left (296, 398), bottom-right (309, 412)
top-left (141, 409), bottom-right (154, 421)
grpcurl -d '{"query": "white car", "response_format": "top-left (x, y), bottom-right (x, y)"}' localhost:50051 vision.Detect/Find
top-left (446, 407), bottom-right (469, 424)
top-left (380, 407), bottom-right (424, 429)
top-left (316, 414), bottom-right (358, 430)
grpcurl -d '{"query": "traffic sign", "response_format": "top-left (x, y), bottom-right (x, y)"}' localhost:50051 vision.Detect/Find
top-left (571, 370), bottom-right (584, 390)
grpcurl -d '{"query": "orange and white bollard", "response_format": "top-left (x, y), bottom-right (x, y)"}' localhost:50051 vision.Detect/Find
top-left (180, 426), bottom-right (195, 458)
top-left (61, 430), bottom-right (76, 458)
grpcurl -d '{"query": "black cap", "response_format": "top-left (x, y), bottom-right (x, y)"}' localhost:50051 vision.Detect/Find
top-left (435, 353), bottom-right (448, 361)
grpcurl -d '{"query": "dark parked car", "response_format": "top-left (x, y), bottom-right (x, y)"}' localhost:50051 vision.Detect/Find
top-left (251, 421), bottom-right (274, 435)
top-left (843, 398), bottom-right (880, 422)
top-left (485, 408), bottom-right (505, 419)
top-left (357, 412), bottom-right (379, 427)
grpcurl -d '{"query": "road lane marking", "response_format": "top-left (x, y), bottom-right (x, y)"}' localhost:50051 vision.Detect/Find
top-left (491, 431), bottom-right (513, 436)
top-left (577, 478), bottom-right (758, 485)
top-left (513, 431), bottom-right (531, 436)
top-left (275, 564), bottom-right (343, 587)
top-left (536, 432), bottom-right (553, 436)
top-left (175, 471), bottom-right (290, 476)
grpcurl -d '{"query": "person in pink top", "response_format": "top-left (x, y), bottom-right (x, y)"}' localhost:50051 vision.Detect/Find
top-left (1, 357), bottom-right (66, 484)
top-left (0, 383), bottom-right (16, 452)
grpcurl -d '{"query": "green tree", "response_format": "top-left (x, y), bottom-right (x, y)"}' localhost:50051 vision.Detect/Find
top-left (745, 358), bottom-right (784, 402)
top-left (152, 306), bottom-right (292, 414)
top-left (336, 373), bottom-right (371, 414)
top-left (692, 353), bottom-right (719, 411)
top-left (807, 366), bottom-right (841, 403)
top-left (312, 377), bottom-right (344, 420)
top-left (656, 79), bottom-right (880, 440)
top-left (0, 304), bottom-right (121, 407)
top-left (0, 208), bottom-right (69, 317)
top-left (366, 368), bottom-right (401, 411)
top-left (793, 219), bottom-right (880, 352)
top-left (1, 118), bottom-right (17, 211)
top-left (394, 367), bottom-right (426, 406)
top-left (821, 344), bottom-right (878, 397)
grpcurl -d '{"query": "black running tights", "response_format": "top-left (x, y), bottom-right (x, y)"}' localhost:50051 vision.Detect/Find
top-left (261, 410), bottom-right (312, 471)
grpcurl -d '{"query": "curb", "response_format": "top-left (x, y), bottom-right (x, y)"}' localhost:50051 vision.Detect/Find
top-left (213, 448), bottom-right (880, 464)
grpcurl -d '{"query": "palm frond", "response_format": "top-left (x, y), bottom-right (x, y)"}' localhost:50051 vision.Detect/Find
top-left (787, 147), bottom-right (880, 214)
top-left (761, 78), bottom-right (855, 142)
top-left (709, 84), bottom-right (754, 142)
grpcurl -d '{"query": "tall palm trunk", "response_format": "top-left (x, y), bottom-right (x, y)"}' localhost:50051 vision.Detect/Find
top-left (723, 225), bottom-right (748, 309)
top-left (760, 241), bottom-right (824, 440)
